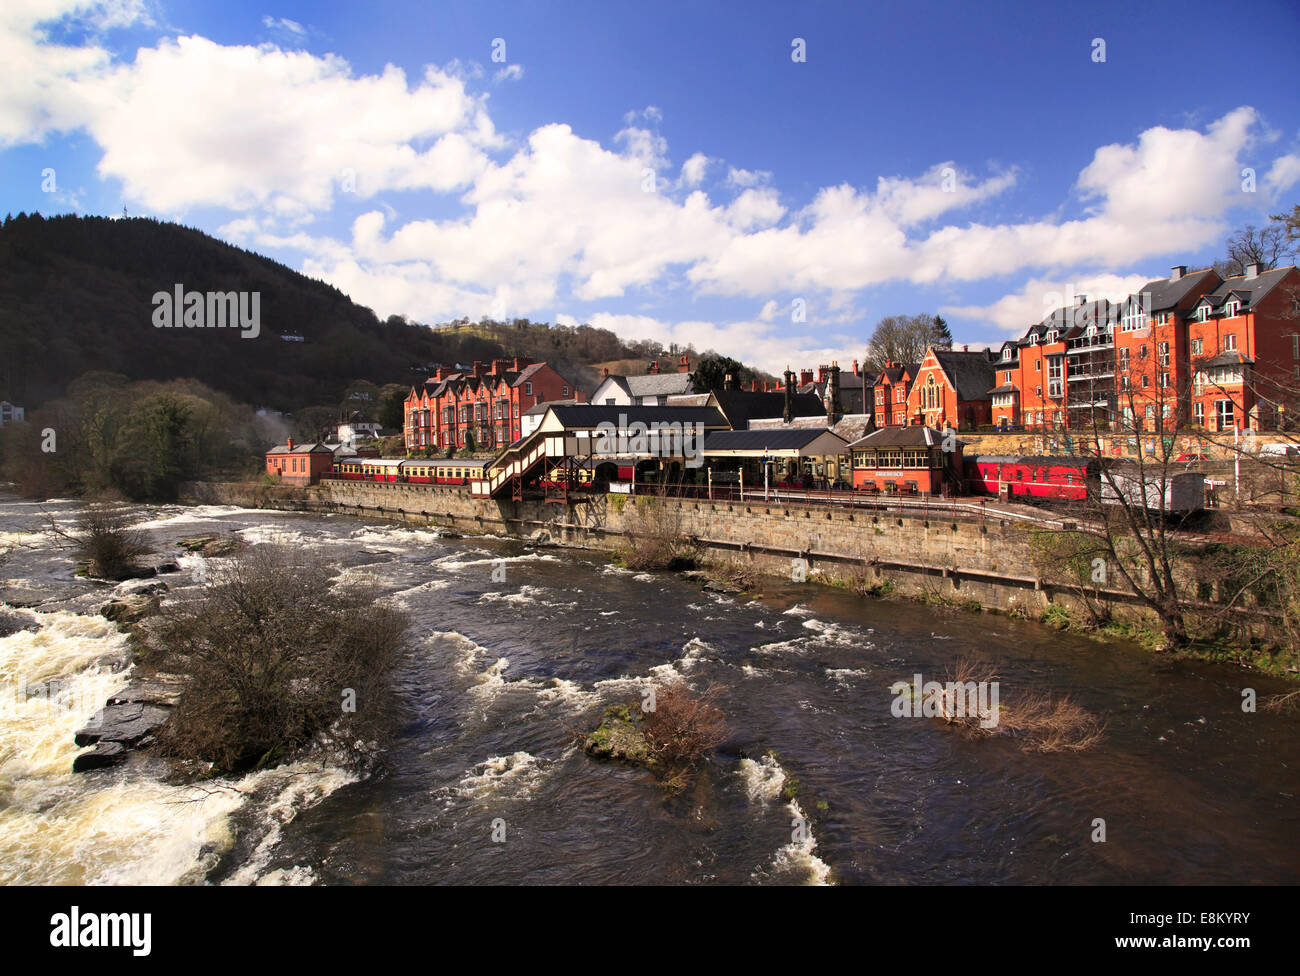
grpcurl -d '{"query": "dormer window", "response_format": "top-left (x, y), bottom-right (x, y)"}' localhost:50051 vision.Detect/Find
top-left (1086, 325), bottom-right (1097, 338)
top-left (1003, 348), bottom-right (1012, 360)
top-left (1197, 305), bottom-right (1209, 323)
top-left (1224, 300), bottom-right (1240, 318)
top-left (1029, 333), bottom-right (1038, 345)
top-left (1047, 331), bottom-right (1058, 343)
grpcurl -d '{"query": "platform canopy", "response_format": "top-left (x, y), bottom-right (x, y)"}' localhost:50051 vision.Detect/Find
top-left (702, 428), bottom-right (849, 459)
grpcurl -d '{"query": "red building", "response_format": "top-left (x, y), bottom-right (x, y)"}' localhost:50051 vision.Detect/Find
top-left (906, 347), bottom-right (997, 430)
top-left (872, 361), bottom-right (919, 427)
top-left (265, 439), bottom-right (334, 485)
top-left (847, 425), bottom-right (964, 494)
top-left (987, 262), bottom-right (1300, 433)
top-left (404, 358), bottom-right (585, 453)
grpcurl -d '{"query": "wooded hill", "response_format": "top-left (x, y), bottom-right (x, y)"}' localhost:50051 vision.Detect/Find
top-left (0, 213), bottom-right (728, 412)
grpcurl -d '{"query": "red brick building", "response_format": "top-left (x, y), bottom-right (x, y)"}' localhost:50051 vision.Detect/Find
top-left (404, 358), bottom-right (585, 453)
top-left (847, 425), bottom-right (964, 494)
top-left (987, 263), bottom-right (1300, 433)
top-left (906, 348), bottom-right (998, 430)
top-left (265, 439), bottom-right (335, 485)
top-left (872, 361), bottom-right (920, 427)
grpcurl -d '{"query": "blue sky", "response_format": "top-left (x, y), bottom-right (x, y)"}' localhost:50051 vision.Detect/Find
top-left (3, 0), bottom-right (1298, 373)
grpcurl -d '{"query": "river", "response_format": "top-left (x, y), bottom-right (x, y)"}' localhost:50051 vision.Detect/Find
top-left (1, 493), bottom-right (1296, 885)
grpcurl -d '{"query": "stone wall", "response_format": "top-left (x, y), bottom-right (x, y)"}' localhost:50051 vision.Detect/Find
top-left (183, 480), bottom-right (1278, 640)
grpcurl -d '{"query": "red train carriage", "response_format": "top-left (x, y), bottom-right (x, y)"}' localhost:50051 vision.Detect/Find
top-left (968, 455), bottom-right (1097, 502)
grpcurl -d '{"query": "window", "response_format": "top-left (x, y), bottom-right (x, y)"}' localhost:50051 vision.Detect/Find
top-left (1004, 371), bottom-right (1012, 383)
top-left (1035, 385), bottom-right (1042, 397)
top-left (1122, 298), bottom-right (1146, 332)
top-left (1197, 306), bottom-right (1209, 323)
top-left (1141, 375), bottom-right (1150, 388)
top-left (1159, 372), bottom-right (1170, 388)
top-left (1293, 335), bottom-right (1298, 359)
top-left (562, 386), bottom-right (569, 397)
top-left (525, 382), bottom-right (533, 395)
top-left (1119, 348), bottom-right (1130, 371)
top-left (1138, 345), bottom-right (1148, 360)
top-left (1216, 399), bottom-right (1235, 429)
top-left (1047, 331), bottom-right (1058, 343)
top-left (1036, 360), bottom-right (1041, 371)
top-left (1191, 338), bottom-right (1202, 355)
top-left (1003, 348), bottom-right (1011, 360)
top-left (1224, 300), bottom-right (1240, 318)
top-left (1158, 341), bottom-right (1169, 367)
top-left (1193, 401), bottom-right (1204, 425)
top-left (1224, 334), bottom-right (1237, 351)
top-left (1029, 333), bottom-right (1039, 345)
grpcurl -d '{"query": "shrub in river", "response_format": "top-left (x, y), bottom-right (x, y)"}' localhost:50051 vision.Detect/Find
top-left (61, 500), bottom-right (151, 580)
top-left (923, 658), bottom-right (1106, 753)
top-left (153, 546), bottom-right (407, 774)
top-left (640, 682), bottom-right (728, 792)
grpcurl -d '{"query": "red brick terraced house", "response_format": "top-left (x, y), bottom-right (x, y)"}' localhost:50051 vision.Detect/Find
top-left (404, 358), bottom-right (585, 453)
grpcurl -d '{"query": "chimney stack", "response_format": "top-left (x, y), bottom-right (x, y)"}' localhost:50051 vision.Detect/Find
top-left (286, 437), bottom-right (295, 451)
top-left (852, 358), bottom-right (860, 376)
top-left (647, 360), bottom-right (659, 375)
top-left (828, 361), bottom-right (842, 426)
top-left (512, 357), bottom-right (527, 371)
top-left (783, 367), bottom-right (795, 424)
top-left (1076, 294), bottom-right (1088, 306)
top-left (678, 354), bottom-right (690, 373)
top-left (602, 366), bottom-right (609, 378)
top-left (800, 369), bottom-right (813, 386)
top-left (1245, 262), bottom-right (1261, 279)
top-left (1170, 265), bottom-right (1185, 281)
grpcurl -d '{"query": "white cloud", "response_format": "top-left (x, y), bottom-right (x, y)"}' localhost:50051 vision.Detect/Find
top-left (679, 152), bottom-right (709, 187)
top-left (261, 15), bottom-right (305, 36)
top-left (941, 272), bottom-right (1156, 333)
top-left (494, 63), bottom-right (523, 83)
top-left (1265, 153), bottom-right (1300, 197)
top-left (726, 166), bottom-right (770, 188)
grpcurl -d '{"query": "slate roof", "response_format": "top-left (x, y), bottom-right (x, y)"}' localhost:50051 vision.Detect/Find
top-left (1130, 268), bottom-right (1219, 313)
top-left (1196, 267), bottom-right (1296, 311)
top-left (266, 441), bottom-right (334, 455)
top-left (703, 428), bottom-right (846, 452)
top-left (1200, 351), bottom-right (1255, 368)
top-left (546, 405), bottom-right (727, 428)
top-left (711, 389), bottom-right (825, 429)
top-left (987, 383), bottom-right (1018, 395)
top-left (524, 398), bottom-right (582, 416)
top-left (930, 350), bottom-right (998, 401)
top-left (847, 426), bottom-right (962, 449)
top-left (623, 372), bottom-right (696, 397)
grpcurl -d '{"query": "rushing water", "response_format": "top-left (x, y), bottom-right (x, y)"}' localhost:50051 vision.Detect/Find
top-left (1, 492), bottom-right (1297, 885)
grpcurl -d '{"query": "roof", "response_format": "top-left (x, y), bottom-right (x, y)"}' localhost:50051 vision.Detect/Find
top-left (546, 404), bottom-right (727, 428)
top-left (928, 350), bottom-right (998, 400)
top-left (1197, 266), bottom-right (1296, 310)
top-left (1040, 298), bottom-right (1118, 332)
top-left (987, 383), bottom-right (1018, 395)
top-left (703, 428), bottom-right (848, 452)
top-left (524, 398), bottom-right (582, 416)
top-left (266, 441), bottom-right (334, 455)
top-left (710, 389), bottom-right (825, 429)
top-left (1133, 268), bottom-right (1218, 313)
top-left (624, 372), bottom-right (695, 397)
top-left (1200, 351), bottom-right (1254, 368)
top-left (873, 362), bottom-right (920, 385)
top-left (847, 426), bottom-right (962, 449)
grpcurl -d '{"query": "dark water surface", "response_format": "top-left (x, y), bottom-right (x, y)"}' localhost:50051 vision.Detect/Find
top-left (2, 497), bottom-right (1297, 885)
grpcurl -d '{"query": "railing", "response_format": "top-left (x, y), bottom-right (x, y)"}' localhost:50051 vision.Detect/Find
top-left (618, 480), bottom-right (1070, 527)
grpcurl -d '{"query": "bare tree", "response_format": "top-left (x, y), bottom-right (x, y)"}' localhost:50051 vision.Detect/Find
top-left (1214, 219), bottom-right (1295, 278)
top-left (863, 314), bottom-right (950, 372)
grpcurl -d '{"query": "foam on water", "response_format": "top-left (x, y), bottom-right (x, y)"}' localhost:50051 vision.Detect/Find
top-left (451, 752), bottom-right (549, 801)
top-left (738, 754), bottom-right (786, 803)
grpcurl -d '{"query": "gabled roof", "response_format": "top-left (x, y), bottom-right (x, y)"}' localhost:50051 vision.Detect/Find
top-left (847, 425), bottom-right (961, 450)
top-left (1199, 267), bottom-right (1296, 310)
top-left (511, 362), bottom-right (549, 387)
top-left (545, 404), bottom-right (727, 429)
top-left (623, 372), bottom-right (695, 397)
top-left (710, 389), bottom-right (825, 429)
top-left (267, 441), bottom-right (334, 455)
top-left (524, 398), bottom-right (582, 416)
top-left (1133, 268), bottom-right (1218, 312)
top-left (926, 349), bottom-right (998, 401)
top-left (873, 362), bottom-right (921, 385)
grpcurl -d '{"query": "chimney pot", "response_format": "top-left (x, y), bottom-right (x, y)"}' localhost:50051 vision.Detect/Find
top-left (678, 354), bottom-right (690, 373)
top-left (602, 366), bottom-right (609, 378)
top-left (286, 437), bottom-right (295, 451)
top-left (648, 360), bottom-right (659, 374)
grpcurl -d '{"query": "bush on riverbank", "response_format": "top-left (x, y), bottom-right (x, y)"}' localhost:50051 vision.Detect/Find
top-left (618, 493), bottom-right (702, 571)
top-left (152, 546), bottom-right (407, 774)
top-left (48, 499), bottom-right (152, 580)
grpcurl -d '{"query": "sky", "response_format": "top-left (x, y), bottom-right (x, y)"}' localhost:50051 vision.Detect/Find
top-left (2, 0), bottom-right (1299, 374)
